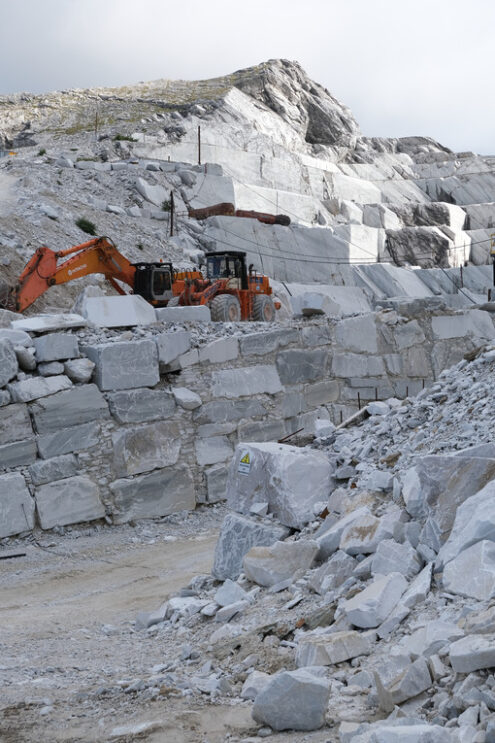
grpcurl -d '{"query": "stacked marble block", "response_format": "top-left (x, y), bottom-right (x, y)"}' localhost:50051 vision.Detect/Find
top-left (1, 303), bottom-right (495, 537)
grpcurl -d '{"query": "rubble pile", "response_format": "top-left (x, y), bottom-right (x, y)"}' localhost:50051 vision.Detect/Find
top-left (127, 341), bottom-right (495, 741)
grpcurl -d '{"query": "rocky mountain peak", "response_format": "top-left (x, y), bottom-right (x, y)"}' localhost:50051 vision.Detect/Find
top-left (231, 58), bottom-right (360, 149)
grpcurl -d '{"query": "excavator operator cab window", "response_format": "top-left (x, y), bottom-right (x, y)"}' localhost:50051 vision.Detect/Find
top-left (151, 267), bottom-right (172, 300)
top-left (207, 255), bottom-right (242, 280)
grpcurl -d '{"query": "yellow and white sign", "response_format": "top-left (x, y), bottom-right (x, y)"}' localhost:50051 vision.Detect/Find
top-left (238, 450), bottom-right (251, 475)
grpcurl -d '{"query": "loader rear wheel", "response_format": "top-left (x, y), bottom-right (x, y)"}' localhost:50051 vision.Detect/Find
top-left (210, 294), bottom-right (241, 322)
top-left (252, 295), bottom-right (276, 322)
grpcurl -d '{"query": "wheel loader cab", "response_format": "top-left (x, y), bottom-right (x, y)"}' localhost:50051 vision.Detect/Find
top-left (132, 262), bottom-right (174, 302)
top-left (205, 251), bottom-right (248, 290)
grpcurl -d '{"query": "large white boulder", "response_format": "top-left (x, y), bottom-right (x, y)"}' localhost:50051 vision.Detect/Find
top-left (243, 539), bottom-right (318, 587)
top-left (252, 669), bottom-right (330, 731)
top-left (342, 572), bottom-right (408, 629)
top-left (227, 442), bottom-right (334, 529)
top-left (436, 480), bottom-right (495, 569)
top-left (443, 540), bottom-right (495, 600)
top-left (296, 630), bottom-right (373, 667)
top-left (80, 295), bottom-right (157, 327)
top-left (449, 634), bottom-right (495, 673)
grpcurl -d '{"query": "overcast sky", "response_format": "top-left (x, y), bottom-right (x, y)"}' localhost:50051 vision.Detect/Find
top-left (1, 0), bottom-right (493, 154)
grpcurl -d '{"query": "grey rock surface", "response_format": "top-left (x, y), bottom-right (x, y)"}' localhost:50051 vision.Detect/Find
top-left (252, 669), bottom-right (329, 731)
top-left (0, 403), bottom-right (32, 444)
top-left (109, 465), bottom-right (195, 522)
top-left (296, 630), bottom-right (373, 667)
top-left (212, 513), bottom-right (289, 580)
top-left (342, 572), bottom-right (408, 629)
top-left (36, 476), bottom-right (105, 529)
top-left (82, 340), bottom-right (159, 391)
top-left (0, 338), bottom-right (19, 386)
top-left (37, 421), bottom-right (100, 459)
top-left (29, 454), bottom-right (78, 486)
top-left (227, 442), bottom-right (334, 529)
top-left (107, 387), bottom-right (176, 423)
top-left (112, 422), bottom-right (181, 477)
top-left (243, 539), bottom-right (318, 587)
top-left (449, 634), bottom-right (495, 673)
top-left (63, 358), bottom-right (95, 384)
top-left (8, 375), bottom-right (73, 403)
top-left (443, 540), bottom-right (495, 600)
top-left (30, 384), bottom-right (109, 433)
top-left (0, 472), bottom-right (34, 537)
top-left (34, 333), bottom-right (79, 362)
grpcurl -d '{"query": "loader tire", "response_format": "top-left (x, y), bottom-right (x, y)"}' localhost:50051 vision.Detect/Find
top-left (252, 295), bottom-right (276, 322)
top-left (210, 294), bottom-right (241, 322)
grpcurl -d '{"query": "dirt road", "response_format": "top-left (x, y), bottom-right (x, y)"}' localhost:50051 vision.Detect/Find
top-left (0, 511), bottom-right (255, 742)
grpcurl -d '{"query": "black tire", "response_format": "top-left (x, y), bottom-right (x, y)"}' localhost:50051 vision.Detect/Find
top-left (210, 294), bottom-right (241, 322)
top-left (167, 296), bottom-right (180, 306)
top-left (252, 295), bottom-right (276, 322)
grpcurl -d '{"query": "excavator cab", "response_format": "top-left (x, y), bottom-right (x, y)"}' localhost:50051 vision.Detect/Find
top-left (205, 251), bottom-right (248, 290)
top-left (132, 262), bottom-right (174, 303)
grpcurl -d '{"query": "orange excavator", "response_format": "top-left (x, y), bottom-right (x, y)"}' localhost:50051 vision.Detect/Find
top-left (1, 237), bottom-right (278, 322)
top-left (0, 236), bottom-right (198, 313)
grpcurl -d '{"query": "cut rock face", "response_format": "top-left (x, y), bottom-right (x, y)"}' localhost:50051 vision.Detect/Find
top-left (252, 669), bottom-right (330, 731)
top-left (296, 630), bottom-right (373, 667)
top-left (401, 445), bottom-right (495, 540)
top-left (443, 540), bottom-right (495, 600)
top-left (342, 572), bottom-right (408, 629)
top-left (212, 513), bottom-right (289, 581)
top-left (243, 540), bottom-right (319, 587)
top-left (227, 442), bottom-right (334, 529)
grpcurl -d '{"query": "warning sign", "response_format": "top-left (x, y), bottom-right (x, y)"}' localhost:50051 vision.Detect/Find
top-left (238, 450), bottom-right (251, 475)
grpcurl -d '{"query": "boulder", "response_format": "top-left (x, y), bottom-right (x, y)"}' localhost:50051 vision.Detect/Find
top-left (315, 506), bottom-right (371, 560)
top-left (82, 340), bottom-right (159, 391)
top-left (155, 331), bottom-right (191, 367)
top-left (449, 634), bottom-right (495, 673)
top-left (37, 421), bottom-right (100, 459)
top-left (371, 539), bottom-right (422, 579)
top-left (398, 621), bottom-right (464, 659)
top-left (243, 540), bottom-right (318, 587)
top-left (401, 563), bottom-right (433, 608)
top-left (8, 375), bottom-right (73, 402)
top-left (374, 657), bottom-right (432, 712)
top-left (36, 476), bottom-right (105, 529)
top-left (227, 442), bottom-right (334, 529)
top-left (63, 358), bottom-right (95, 384)
top-left (109, 465), bottom-right (195, 523)
top-left (79, 295), bottom-right (156, 327)
top-left (240, 670), bottom-right (271, 700)
top-left (443, 541), bottom-right (495, 600)
top-left (342, 572), bottom-right (408, 629)
top-left (212, 513), bottom-right (289, 580)
top-left (214, 579), bottom-right (248, 607)
top-left (308, 550), bottom-right (357, 594)
top-left (0, 338), bottom-right (19, 386)
top-left (210, 365), bottom-right (282, 398)
top-left (340, 513), bottom-right (398, 555)
top-left (30, 384), bottom-right (109, 432)
top-left (296, 630), bottom-right (373, 667)
top-left (112, 422), bottom-right (181, 477)
top-left (401, 445), bottom-right (495, 539)
top-left (33, 333), bottom-right (79, 362)
top-left (0, 403), bottom-right (32, 444)
top-left (0, 472), bottom-right (35, 537)
top-left (172, 387), bottom-right (202, 410)
top-left (107, 388), bottom-right (175, 423)
top-left (29, 454), bottom-right (78, 486)
top-left (252, 669), bottom-right (330, 731)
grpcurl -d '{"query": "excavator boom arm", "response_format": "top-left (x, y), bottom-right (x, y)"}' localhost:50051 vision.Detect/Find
top-left (12, 237), bottom-right (136, 312)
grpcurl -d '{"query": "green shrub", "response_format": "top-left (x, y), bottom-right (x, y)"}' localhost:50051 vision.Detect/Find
top-left (113, 133), bottom-right (136, 142)
top-left (162, 200), bottom-right (171, 212)
top-left (76, 218), bottom-right (97, 236)
top-left (38, 148), bottom-right (46, 156)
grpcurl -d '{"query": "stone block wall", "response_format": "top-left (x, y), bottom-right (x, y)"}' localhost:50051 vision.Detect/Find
top-left (1, 305), bottom-right (494, 537)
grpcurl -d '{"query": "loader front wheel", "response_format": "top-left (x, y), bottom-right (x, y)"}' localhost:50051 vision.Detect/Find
top-left (252, 295), bottom-right (276, 322)
top-left (210, 294), bottom-right (241, 322)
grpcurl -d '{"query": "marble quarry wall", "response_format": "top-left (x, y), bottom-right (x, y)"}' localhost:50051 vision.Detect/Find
top-left (1, 305), bottom-right (495, 538)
